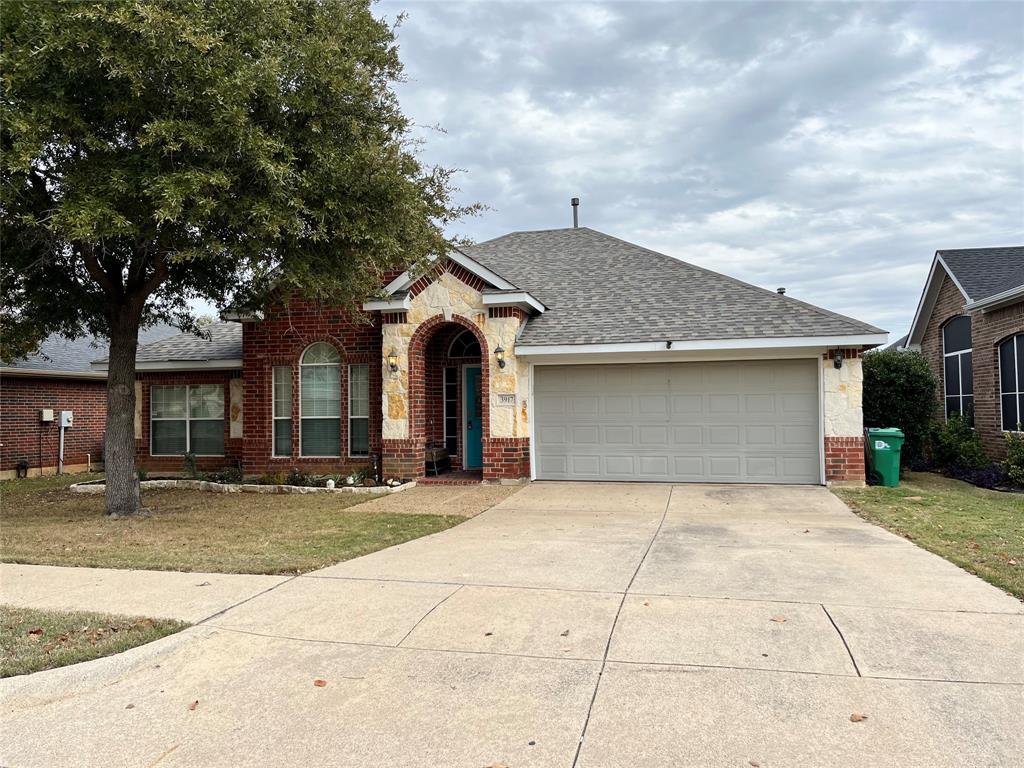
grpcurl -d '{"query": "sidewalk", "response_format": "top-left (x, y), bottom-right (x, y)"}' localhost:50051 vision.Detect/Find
top-left (0, 563), bottom-right (289, 623)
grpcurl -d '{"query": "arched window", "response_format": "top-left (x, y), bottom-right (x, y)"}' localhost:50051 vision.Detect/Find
top-left (300, 342), bottom-right (341, 456)
top-left (999, 333), bottom-right (1023, 432)
top-left (942, 316), bottom-right (973, 423)
top-left (448, 328), bottom-right (481, 358)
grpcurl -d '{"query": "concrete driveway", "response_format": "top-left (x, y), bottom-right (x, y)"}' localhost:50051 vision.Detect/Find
top-left (2, 484), bottom-right (1022, 767)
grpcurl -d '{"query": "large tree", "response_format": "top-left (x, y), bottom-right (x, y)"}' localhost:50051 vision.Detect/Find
top-left (1, 0), bottom-right (474, 515)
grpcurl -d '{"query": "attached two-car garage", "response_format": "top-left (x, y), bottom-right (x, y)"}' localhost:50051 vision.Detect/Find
top-left (533, 359), bottom-right (821, 484)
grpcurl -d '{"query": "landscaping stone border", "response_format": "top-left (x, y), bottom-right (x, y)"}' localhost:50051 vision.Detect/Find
top-left (68, 479), bottom-right (416, 496)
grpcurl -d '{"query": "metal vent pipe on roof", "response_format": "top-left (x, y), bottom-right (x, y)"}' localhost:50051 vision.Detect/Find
top-left (571, 197), bottom-right (579, 228)
top-left (776, 287), bottom-right (786, 295)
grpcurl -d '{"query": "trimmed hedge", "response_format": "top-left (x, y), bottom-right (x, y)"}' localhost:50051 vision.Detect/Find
top-left (862, 349), bottom-right (937, 466)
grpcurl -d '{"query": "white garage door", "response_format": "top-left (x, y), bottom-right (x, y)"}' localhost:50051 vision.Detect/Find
top-left (534, 360), bottom-right (820, 484)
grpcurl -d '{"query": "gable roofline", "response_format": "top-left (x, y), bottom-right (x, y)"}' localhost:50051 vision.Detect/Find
top-left (383, 247), bottom-right (521, 295)
top-left (906, 253), bottom-right (969, 347)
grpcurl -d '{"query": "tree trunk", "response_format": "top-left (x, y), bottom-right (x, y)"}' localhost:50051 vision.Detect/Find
top-left (104, 316), bottom-right (142, 516)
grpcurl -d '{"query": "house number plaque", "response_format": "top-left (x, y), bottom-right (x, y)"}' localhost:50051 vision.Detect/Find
top-left (496, 393), bottom-right (516, 407)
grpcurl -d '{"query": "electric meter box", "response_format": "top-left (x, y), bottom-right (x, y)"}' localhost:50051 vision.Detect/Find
top-left (40, 409), bottom-right (54, 422)
top-left (59, 411), bottom-right (74, 428)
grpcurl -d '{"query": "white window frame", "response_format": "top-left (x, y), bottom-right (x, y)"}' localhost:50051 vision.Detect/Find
top-left (299, 343), bottom-right (341, 458)
top-left (348, 363), bottom-right (369, 457)
top-left (999, 334), bottom-right (1023, 433)
top-left (272, 366), bottom-right (292, 457)
top-left (448, 328), bottom-right (481, 358)
top-left (150, 384), bottom-right (225, 457)
top-left (942, 319), bottom-right (973, 422)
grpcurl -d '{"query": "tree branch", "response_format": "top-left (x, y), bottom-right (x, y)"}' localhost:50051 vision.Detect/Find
top-left (82, 245), bottom-right (119, 298)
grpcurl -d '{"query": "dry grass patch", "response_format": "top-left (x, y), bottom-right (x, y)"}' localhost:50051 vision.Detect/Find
top-left (1, 474), bottom-right (465, 574)
top-left (835, 471), bottom-right (1023, 600)
top-left (1, 605), bottom-right (187, 678)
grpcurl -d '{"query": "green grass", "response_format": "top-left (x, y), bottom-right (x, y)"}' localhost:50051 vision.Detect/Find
top-left (0, 605), bottom-right (187, 678)
top-left (0, 474), bottom-right (465, 574)
top-left (834, 471), bottom-right (1024, 600)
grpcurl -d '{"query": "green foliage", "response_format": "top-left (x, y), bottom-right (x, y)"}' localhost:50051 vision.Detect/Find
top-left (1, 0), bottom-right (477, 354)
top-left (285, 467), bottom-right (317, 487)
top-left (136, 468), bottom-right (148, 482)
top-left (255, 472), bottom-right (288, 486)
top-left (200, 466), bottom-right (243, 484)
top-left (862, 349), bottom-right (937, 465)
top-left (182, 452), bottom-right (198, 479)
top-left (929, 415), bottom-right (988, 471)
top-left (1005, 430), bottom-right (1024, 487)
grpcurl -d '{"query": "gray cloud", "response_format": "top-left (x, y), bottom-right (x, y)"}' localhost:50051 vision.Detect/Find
top-left (379, 1), bottom-right (1023, 338)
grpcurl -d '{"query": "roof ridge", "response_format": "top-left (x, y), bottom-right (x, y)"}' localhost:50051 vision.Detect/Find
top-left (583, 228), bottom-right (885, 334)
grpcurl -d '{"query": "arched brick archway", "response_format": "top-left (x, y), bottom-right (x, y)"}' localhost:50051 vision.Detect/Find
top-left (407, 314), bottom-right (491, 450)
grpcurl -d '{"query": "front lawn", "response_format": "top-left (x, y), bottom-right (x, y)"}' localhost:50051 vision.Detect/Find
top-left (0, 474), bottom-right (464, 574)
top-left (1, 605), bottom-right (187, 678)
top-left (834, 471), bottom-right (1024, 600)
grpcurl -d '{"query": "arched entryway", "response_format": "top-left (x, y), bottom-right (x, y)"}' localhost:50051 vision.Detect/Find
top-left (406, 316), bottom-right (490, 478)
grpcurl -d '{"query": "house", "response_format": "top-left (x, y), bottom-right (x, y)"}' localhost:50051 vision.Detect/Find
top-left (99, 226), bottom-right (887, 486)
top-left (0, 325), bottom-right (179, 478)
top-left (899, 246), bottom-right (1024, 458)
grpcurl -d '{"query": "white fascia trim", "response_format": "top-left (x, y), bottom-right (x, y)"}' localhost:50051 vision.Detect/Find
top-left (382, 249), bottom-right (519, 296)
top-left (221, 310), bottom-right (263, 322)
top-left (362, 294), bottom-right (411, 312)
top-left (92, 359), bottom-right (243, 372)
top-left (965, 284), bottom-right (1024, 312)
top-left (515, 334), bottom-right (889, 357)
top-left (907, 255), bottom-right (970, 347)
top-left (481, 291), bottom-right (546, 314)
top-left (0, 367), bottom-right (108, 380)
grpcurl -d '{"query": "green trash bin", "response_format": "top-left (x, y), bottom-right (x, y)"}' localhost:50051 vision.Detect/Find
top-left (866, 427), bottom-right (905, 487)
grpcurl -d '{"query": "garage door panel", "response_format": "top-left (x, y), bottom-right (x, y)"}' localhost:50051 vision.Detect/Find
top-left (535, 361), bottom-right (820, 484)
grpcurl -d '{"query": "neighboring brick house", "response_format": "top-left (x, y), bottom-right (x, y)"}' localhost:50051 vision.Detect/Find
top-left (899, 246), bottom-right (1024, 459)
top-left (108, 226), bottom-right (886, 485)
top-left (0, 326), bottom-right (178, 478)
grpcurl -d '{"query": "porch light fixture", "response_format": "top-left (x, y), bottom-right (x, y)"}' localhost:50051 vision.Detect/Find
top-left (833, 350), bottom-right (844, 370)
top-left (494, 345), bottom-right (506, 369)
top-left (387, 350), bottom-right (399, 373)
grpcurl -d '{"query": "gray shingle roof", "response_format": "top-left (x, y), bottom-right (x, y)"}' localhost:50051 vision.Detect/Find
top-left (461, 227), bottom-right (884, 346)
top-left (2, 324), bottom-right (180, 374)
top-left (937, 246), bottom-right (1024, 302)
top-left (132, 322), bottom-right (243, 364)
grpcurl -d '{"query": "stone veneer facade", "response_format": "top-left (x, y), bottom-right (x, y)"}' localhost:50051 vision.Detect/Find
top-left (822, 348), bottom-right (866, 484)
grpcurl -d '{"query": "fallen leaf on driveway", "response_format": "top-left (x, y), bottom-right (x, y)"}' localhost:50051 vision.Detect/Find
top-left (482, 763), bottom-right (509, 768)
top-left (484, 631), bottom-right (494, 636)
top-left (850, 713), bottom-right (868, 722)
top-left (196, 581), bottom-right (211, 587)
top-left (313, 679), bottom-right (327, 687)
top-left (188, 700), bottom-right (199, 711)
top-left (749, 761), bottom-right (762, 767)
top-left (769, 615), bottom-right (787, 623)
top-left (560, 629), bottom-right (570, 637)
top-left (643, 601), bottom-right (650, 607)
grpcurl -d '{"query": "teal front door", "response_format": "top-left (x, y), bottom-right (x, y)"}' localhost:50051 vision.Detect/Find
top-left (464, 366), bottom-right (483, 469)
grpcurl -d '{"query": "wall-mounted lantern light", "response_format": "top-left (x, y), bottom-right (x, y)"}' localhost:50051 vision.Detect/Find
top-left (833, 349), bottom-right (844, 370)
top-left (494, 345), bottom-right (506, 369)
top-left (387, 350), bottom-right (399, 373)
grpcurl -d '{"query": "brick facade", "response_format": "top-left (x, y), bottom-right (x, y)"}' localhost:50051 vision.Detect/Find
top-left (239, 297), bottom-right (382, 477)
top-left (824, 436), bottom-right (866, 484)
top-left (135, 370), bottom-right (243, 474)
top-left (0, 375), bottom-right (107, 478)
top-left (919, 270), bottom-right (1024, 459)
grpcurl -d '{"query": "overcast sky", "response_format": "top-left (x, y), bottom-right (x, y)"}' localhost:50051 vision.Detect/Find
top-left (376, 0), bottom-right (1024, 341)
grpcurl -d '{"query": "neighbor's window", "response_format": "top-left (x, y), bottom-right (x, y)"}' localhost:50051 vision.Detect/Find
top-left (272, 366), bottom-right (292, 457)
top-left (151, 385), bottom-right (224, 456)
top-left (349, 363), bottom-right (369, 456)
top-left (300, 342), bottom-right (340, 456)
top-left (999, 333), bottom-right (1023, 431)
top-left (942, 316), bottom-right (973, 424)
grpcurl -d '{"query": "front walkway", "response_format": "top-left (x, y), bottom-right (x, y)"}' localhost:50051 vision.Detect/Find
top-left (2, 484), bottom-right (1021, 767)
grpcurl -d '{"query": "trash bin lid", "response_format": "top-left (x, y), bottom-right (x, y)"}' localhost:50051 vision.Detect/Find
top-left (866, 427), bottom-right (905, 438)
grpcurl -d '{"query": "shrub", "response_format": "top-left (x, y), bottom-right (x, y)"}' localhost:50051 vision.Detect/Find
top-left (201, 467), bottom-right (243, 484)
top-left (255, 472), bottom-right (287, 486)
top-left (182, 452), bottom-right (198, 479)
top-left (137, 468), bottom-right (148, 481)
top-left (949, 462), bottom-right (1007, 490)
top-left (929, 414), bottom-right (988, 471)
top-left (285, 467), bottom-right (317, 487)
top-left (862, 349), bottom-right (937, 466)
top-left (1005, 430), bottom-right (1024, 487)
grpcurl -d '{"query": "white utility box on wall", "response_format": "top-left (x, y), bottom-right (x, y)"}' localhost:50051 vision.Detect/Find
top-left (59, 411), bottom-right (74, 428)
top-left (40, 409), bottom-right (54, 422)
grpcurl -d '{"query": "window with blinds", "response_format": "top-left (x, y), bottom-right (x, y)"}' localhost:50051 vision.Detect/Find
top-left (273, 366), bottom-right (292, 457)
top-left (151, 384), bottom-right (224, 456)
top-left (349, 363), bottom-right (369, 456)
top-left (444, 366), bottom-right (458, 454)
top-left (300, 343), bottom-right (341, 456)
